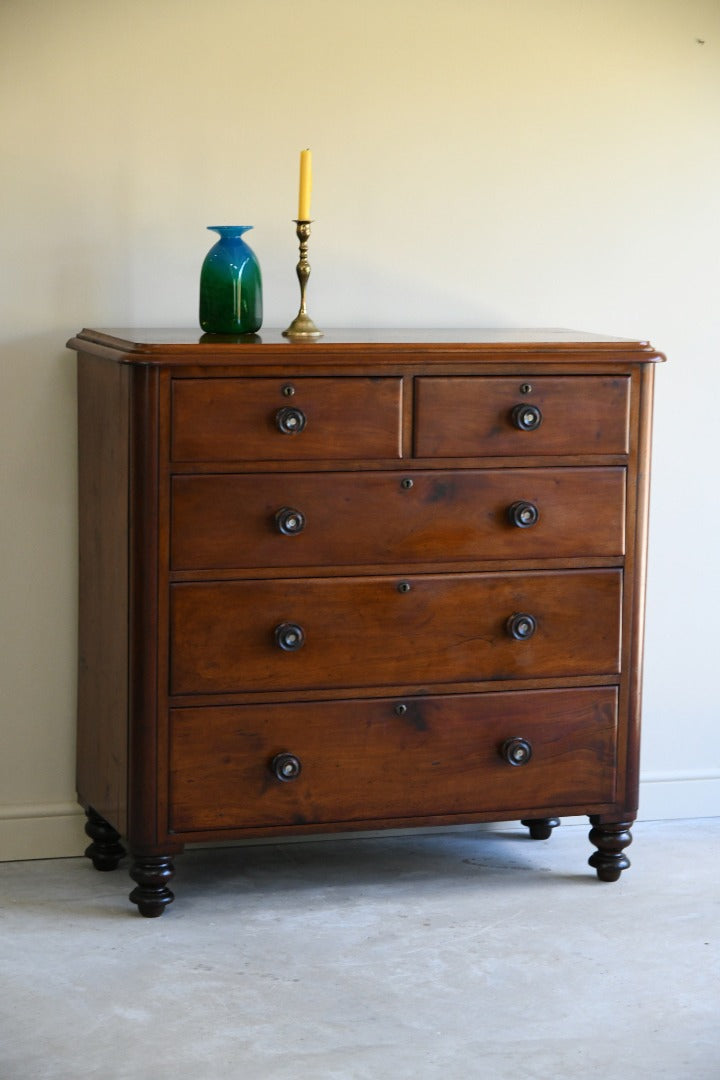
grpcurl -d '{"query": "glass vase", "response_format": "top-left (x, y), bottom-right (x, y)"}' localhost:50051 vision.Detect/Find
top-left (199, 226), bottom-right (263, 334)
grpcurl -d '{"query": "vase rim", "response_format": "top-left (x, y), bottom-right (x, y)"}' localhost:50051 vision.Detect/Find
top-left (207, 225), bottom-right (253, 233)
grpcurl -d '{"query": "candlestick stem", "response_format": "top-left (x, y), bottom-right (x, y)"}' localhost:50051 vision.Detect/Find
top-left (283, 220), bottom-right (323, 339)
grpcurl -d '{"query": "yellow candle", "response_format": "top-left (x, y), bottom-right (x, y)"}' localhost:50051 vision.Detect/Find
top-left (298, 148), bottom-right (312, 220)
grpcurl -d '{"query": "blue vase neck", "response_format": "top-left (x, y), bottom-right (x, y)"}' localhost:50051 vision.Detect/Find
top-left (208, 225), bottom-right (253, 241)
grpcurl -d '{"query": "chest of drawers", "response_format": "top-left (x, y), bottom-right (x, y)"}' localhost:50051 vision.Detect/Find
top-left (70, 328), bottom-right (663, 916)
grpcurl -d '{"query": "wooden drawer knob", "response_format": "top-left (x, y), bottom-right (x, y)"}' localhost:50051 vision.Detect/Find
top-left (271, 752), bottom-right (302, 782)
top-left (500, 737), bottom-right (533, 767)
top-left (507, 500), bottom-right (539, 528)
top-left (275, 507), bottom-right (306, 535)
top-left (506, 612), bottom-right (537, 640)
top-left (275, 406), bottom-right (307, 434)
top-left (274, 623), bottom-right (305, 651)
top-left (511, 403), bottom-right (543, 431)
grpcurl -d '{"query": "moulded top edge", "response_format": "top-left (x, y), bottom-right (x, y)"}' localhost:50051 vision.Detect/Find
top-left (66, 327), bottom-right (665, 364)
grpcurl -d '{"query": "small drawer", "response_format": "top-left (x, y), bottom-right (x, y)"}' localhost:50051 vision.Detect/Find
top-left (414, 376), bottom-right (630, 457)
top-left (171, 466), bottom-right (626, 570)
top-left (171, 377), bottom-right (402, 461)
top-left (170, 569), bottom-right (622, 695)
top-left (168, 687), bottom-right (618, 832)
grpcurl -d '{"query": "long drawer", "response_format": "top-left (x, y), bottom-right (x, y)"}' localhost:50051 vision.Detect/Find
top-left (171, 467), bottom-right (626, 570)
top-left (414, 376), bottom-right (630, 457)
top-left (171, 377), bottom-right (403, 461)
top-left (169, 687), bottom-right (618, 832)
top-left (170, 569), bottom-right (622, 695)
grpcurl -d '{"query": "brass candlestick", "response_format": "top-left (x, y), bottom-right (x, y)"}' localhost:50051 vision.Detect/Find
top-left (283, 220), bottom-right (323, 339)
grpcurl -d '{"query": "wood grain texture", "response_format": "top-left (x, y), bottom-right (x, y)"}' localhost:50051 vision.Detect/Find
top-left (414, 376), bottom-right (630, 457)
top-left (169, 687), bottom-right (618, 832)
top-left (126, 365), bottom-right (164, 851)
top-left (76, 354), bottom-right (130, 834)
top-left (171, 376), bottom-right (403, 461)
top-left (68, 326), bottom-right (665, 360)
top-left (169, 570), bottom-right (622, 695)
top-left (170, 467), bottom-right (626, 571)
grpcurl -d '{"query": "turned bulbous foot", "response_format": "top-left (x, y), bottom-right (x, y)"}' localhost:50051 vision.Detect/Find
top-left (588, 819), bottom-right (633, 881)
top-left (129, 854), bottom-right (175, 917)
top-left (521, 817), bottom-right (560, 840)
top-left (84, 807), bottom-right (126, 871)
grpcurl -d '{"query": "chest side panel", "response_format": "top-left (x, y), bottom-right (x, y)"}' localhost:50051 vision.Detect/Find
top-left (76, 354), bottom-right (130, 834)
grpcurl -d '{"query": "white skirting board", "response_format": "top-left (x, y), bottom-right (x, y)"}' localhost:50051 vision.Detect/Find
top-left (0, 775), bottom-right (718, 861)
top-left (636, 771), bottom-right (720, 823)
top-left (0, 803), bottom-right (87, 862)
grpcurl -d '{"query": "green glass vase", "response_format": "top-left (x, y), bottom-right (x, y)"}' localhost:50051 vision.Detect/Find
top-left (199, 226), bottom-right (263, 334)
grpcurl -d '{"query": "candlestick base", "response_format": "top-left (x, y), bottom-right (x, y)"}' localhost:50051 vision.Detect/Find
top-left (283, 219), bottom-right (323, 340)
top-left (283, 311), bottom-right (323, 339)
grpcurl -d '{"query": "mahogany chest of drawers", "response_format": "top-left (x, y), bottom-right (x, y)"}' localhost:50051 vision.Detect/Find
top-left (69, 328), bottom-right (663, 916)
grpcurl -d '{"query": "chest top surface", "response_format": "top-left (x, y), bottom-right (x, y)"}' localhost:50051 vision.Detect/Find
top-left (67, 327), bottom-right (665, 368)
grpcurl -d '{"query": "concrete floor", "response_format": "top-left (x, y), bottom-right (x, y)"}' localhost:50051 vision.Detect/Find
top-left (1, 818), bottom-right (718, 1080)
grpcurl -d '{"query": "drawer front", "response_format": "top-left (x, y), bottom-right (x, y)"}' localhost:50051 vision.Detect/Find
top-left (171, 467), bottom-right (626, 570)
top-left (169, 687), bottom-right (618, 831)
top-left (171, 377), bottom-right (403, 461)
top-left (170, 570), bottom-right (622, 695)
top-left (414, 376), bottom-right (630, 457)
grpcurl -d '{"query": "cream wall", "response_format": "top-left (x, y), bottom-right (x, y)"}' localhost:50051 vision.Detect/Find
top-left (1, 0), bottom-right (718, 859)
